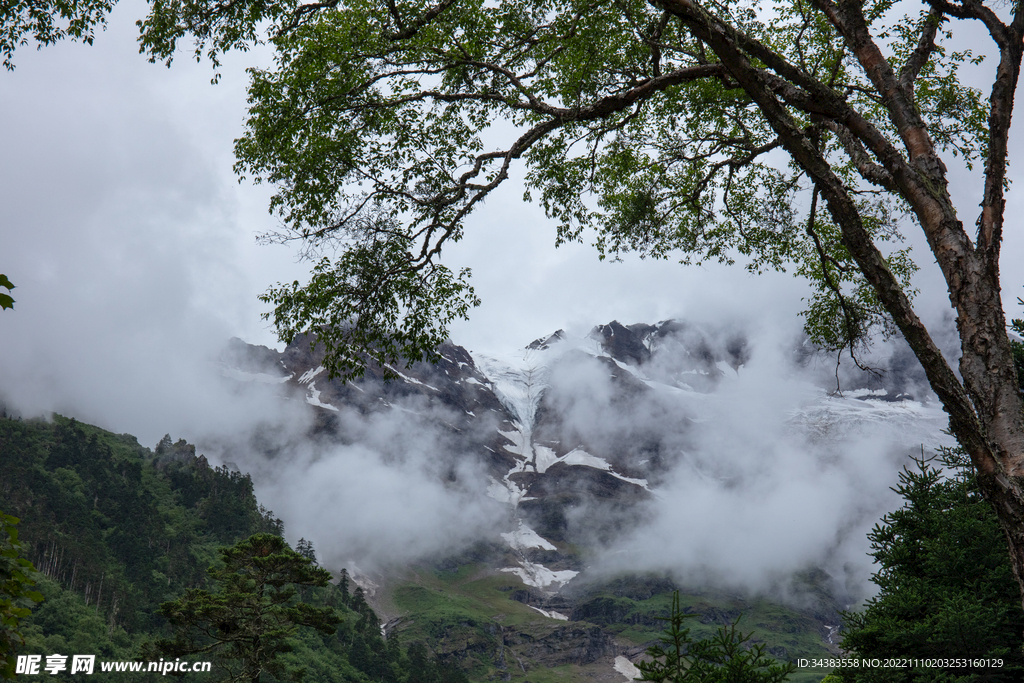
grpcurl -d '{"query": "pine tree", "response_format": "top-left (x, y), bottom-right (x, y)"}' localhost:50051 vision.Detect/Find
top-left (637, 592), bottom-right (794, 682)
top-left (337, 569), bottom-right (349, 607)
top-left (836, 448), bottom-right (1024, 682)
top-left (294, 539), bottom-right (316, 566)
top-left (155, 434), bottom-right (173, 456)
top-left (149, 534), bottom-right (340, 683)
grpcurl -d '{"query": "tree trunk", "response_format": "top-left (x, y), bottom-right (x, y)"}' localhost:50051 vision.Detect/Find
top-left (658, 0), bottom-right (1024, 608)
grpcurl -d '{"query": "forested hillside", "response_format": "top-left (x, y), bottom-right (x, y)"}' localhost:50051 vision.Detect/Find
top-left (0, 414), bottom-right (465, 682)
top-left (5, 407), bottom-right (1021, 682)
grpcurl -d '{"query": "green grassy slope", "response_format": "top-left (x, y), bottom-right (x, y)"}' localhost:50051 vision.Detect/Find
top-left (377, 561), bottom-right (838, 682)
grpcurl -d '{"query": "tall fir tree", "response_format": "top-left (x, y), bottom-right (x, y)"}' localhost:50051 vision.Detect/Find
top-left (149, 534), bottom-right (339, 683)
top-left (837, 448), bottom-right (1024, 682)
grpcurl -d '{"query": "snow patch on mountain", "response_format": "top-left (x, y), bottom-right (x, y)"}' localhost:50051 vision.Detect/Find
top-left (498, 428), bottom-right (533, 460)
top-left (501, 562), bottom-right (578, 591)
top-left (529, 442), bottom-right (650, 483)
top-left (609, 471), bottom-right (651, 491)
top-left (487, 476), bottom-right (530, 506)
top-left (305, 382), bottom-right (338, 412)
top-left (501, 520), bottom-right (557, 551)
top-left (384, 364), bottom-right (441, 392)
top-left (614, 656), bottom-right (642, 681)
top-left (298, 365), bottom-right (325, 384)
top-left (528, 605), bottom-right (570, 621)
top-left (533, 445), bottom-right (559, 473)
top-left (561, 447), bottom-right (611, 470)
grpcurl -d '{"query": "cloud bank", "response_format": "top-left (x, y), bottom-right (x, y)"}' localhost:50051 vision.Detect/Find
top-left (531, 319), bottom-right (952, 603)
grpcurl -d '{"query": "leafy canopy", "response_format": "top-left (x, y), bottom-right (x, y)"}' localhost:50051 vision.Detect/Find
top-left (0, 0), bottom-right (999, 380)
top-left (0, 1), bottom-right (115, 71)
top-left (123, 0), bottom-right (995, 377)
top-left (0, 513), bottom-right (43, 680)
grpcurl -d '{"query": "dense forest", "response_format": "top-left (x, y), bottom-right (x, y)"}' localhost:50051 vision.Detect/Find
top-left (0, 414), bottom-right (466, 682)
top-left (5, 412), bottom-right (1024, 682)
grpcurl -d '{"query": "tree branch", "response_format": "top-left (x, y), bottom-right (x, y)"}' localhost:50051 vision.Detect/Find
top-left (898, 6), bottom-right (943, 94)
top-left (658, 0), bottom-right (992, 473)
top-left (820, 120), bottom-right (898, 192)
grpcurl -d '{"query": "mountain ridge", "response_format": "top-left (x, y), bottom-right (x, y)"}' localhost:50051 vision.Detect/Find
top-left (211, 318), bottom-right (947, 680)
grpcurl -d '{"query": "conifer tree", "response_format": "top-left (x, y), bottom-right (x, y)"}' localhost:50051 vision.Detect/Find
top-left (638, 591), bottom-right (794, 682)
top-left (836, 448), bottom-right (1024, 682)
top-left (294, 539), bottom-right (316, 566)
top-left (150, 533), bottom-right (340, 683)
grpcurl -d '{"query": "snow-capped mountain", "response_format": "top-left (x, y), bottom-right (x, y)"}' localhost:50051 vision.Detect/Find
top-left (219, 319), bottom-right (948, 588)
top-left (215, 319), bottom-right (951, 678)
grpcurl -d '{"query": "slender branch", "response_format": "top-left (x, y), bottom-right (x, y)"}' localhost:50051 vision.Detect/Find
top-left (804, 184), bottom-right (877, 376)
top-left (820, 120), bottom-right (898, 191)
top-left (385, 0), bottom-right (459, 41)
top-left (276, 1), bottom-right (341, 36)
top-left (898, 6), bottom-right (943, 93)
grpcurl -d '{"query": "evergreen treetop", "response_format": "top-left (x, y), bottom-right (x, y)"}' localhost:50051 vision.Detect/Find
top-left (837, 447), bottom-right (1024, 682)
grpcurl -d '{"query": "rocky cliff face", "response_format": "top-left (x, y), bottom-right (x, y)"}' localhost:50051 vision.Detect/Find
top-left (216, 319), bottom-right (943, 680)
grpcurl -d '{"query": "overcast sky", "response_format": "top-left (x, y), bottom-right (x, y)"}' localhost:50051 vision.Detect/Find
top-left (0, 2), bottom-right (1022, 447)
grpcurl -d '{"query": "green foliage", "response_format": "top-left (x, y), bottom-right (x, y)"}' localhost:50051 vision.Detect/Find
top-left (150, 533), bottom-right (340, 683)
top-left (257, 220), bottom-right (479, 380)
top-left (137, 0), bottom-right (301, 74)
top-left (0, 415), bottom-right (470, 682)
top-left (0, 513), bottom-right (43, 679)
top-left (126, 0), bottom-right (991, 374)
top-left (17, 574), bottom-right (137, 667)
top-left (0, 416), bottom-right (283, 636)
top-left (835, 447), bottom-right (1024, 682)
top-left (386, 563), bottom-right (833, 681)
top-left (637, 591), bottom-right (795, 682)
top-left (0, 275), bottom-right (13, 311)
top-left (0, 0), bottom-right (115, 70)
